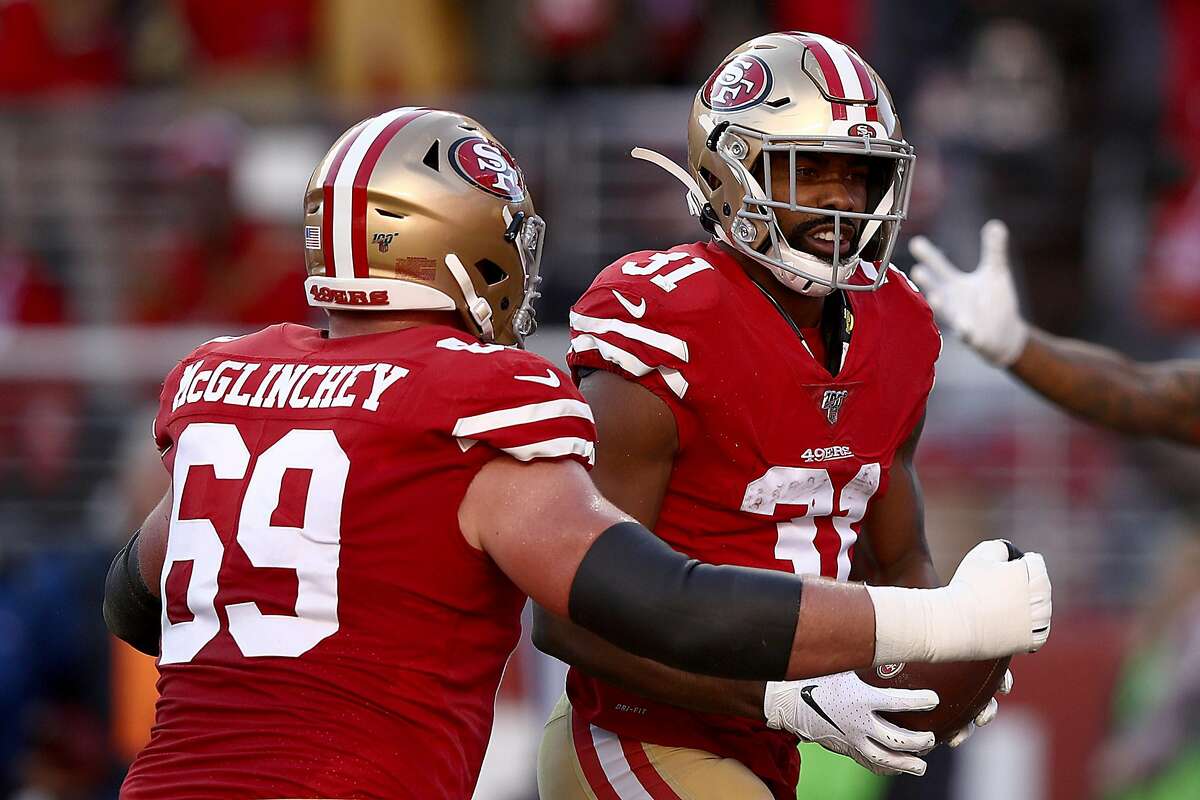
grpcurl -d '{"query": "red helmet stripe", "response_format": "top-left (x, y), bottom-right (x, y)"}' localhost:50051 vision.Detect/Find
top-left (799, 35), bottom-right (846, 95)
top-left (350, 108), bottom-right (431, 278)
top-left (328, 107), bottom-right (424, 280)
top-left (797, 35), bottom-right (849, 121)
top-left (321, 126), bottom-right (365, 278)
top-left (846, 51), bottom-right (879, 103)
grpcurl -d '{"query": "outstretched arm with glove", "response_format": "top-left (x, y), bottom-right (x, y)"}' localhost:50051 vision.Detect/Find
top-left (909, 220), bottom-right (1200, 446)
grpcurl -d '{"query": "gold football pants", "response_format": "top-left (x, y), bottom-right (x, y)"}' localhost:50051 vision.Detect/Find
top-left (537, 694), bottom-right (774, 799)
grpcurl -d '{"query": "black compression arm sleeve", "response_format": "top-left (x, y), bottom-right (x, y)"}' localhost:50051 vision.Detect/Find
top-left (103, 530), bottom-right (161, 656)
top-left (567, 521), bottom-right (801, 679)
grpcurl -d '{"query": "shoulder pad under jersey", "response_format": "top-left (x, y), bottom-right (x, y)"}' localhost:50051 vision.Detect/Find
top-left (431, 334), bottom-right (596, 467)
top-left (567, 243), bottom-right (726, 402)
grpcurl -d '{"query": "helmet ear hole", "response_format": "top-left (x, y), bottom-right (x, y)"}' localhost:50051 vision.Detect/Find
top-left (422, 141), bottom-right (440, 171)
top-left (698, 166), bottom-right (722, 192)
top-left (500, 296), bottom-right (510, 310)
top-left (475, 258), bottom-right (508, 285)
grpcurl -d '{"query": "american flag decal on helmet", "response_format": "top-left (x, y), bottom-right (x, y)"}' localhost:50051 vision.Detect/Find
top-left (304, 226), bottom-right (321, 250)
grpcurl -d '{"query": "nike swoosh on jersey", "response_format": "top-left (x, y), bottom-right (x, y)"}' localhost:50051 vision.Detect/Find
top-left (514, 369), bottom-right (561, 388)
top-left (800, 685), bottom-right (845, 734)
top-left (611, 289), bottom-right (647, 319)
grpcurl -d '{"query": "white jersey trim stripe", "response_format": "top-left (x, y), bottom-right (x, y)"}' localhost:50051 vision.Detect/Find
top-left (657, 367), bottom-right (689, 399)
top-left (451, 398), bottom-right (594, 438)
top-left (570, 311), bottom-right (689, 361)
top-left (501, 436), bottom-right (596, 465)
top-left (571, 334), bottom-right (654, 376)
top-left (570, 335), bottom-right (688, 399)
top-left (331, 107), bottom-right (420, 279)
top-left (589, 724), bottom-right (655, 800)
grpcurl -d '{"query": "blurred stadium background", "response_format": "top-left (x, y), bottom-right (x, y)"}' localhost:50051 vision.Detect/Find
top-left (2, 0), bottom-right (1199, 798)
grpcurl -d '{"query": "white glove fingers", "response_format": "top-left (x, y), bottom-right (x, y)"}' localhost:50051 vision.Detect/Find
top-left (979, 219), bottom-right (1010, 271)
top-left (974, 697), bottom-right (999, 728)
top-left (859, 739), bottom-right (928, 777)
top-left (1000, 669), bottom-right (1014, 695)
top-left (955, 539), bottom-right (1012, 572)
top-left (876, 687), bottom-right (940, 713)
top-left (907, 236), bottom-right (962, 282)
top-left (909, 265), bottom-right (939, 299)
top-left (947, 723), bottom-right (976, 749)
top-left (1023, 551), bottom-right (1052, 651)
top-left (872, 716), bottom-right (937, 754)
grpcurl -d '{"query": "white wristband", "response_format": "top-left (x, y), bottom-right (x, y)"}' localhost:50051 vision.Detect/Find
top-left (866, 582), bottom-right (1027, 664)
top-left (865, 541), bottom-right (1051, 665)
top-left (865, 584), bottom-right (938, 664)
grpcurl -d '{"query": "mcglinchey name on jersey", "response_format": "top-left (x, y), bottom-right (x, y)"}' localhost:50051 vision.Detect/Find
top-left (171, 358), bottom-right (408, 414)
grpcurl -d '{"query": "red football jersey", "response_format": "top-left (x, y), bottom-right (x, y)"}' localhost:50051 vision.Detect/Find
top-left (122, 322), bottom-right (596, 800)
top-left (564, 241), bottom-right (940, 799)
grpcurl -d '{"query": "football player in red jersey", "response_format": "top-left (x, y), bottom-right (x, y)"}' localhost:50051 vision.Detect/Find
top-left (533, 33), bottom-right (1031, 800)
top-left (102, 107), bottom-right (1051, 800)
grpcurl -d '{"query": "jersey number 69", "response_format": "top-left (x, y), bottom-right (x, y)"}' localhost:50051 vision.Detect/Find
top-left (159, 423), bottom-right (348, 665)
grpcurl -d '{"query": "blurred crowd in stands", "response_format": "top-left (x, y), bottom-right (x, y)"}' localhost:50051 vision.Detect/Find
top-left (2, 1), bottom-right (1200, 798)
top-left (3, 0), bottom-right (1200, 332)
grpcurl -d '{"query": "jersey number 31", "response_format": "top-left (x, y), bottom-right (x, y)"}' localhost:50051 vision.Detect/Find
top-left (741, 463), bottom-right (881, 580)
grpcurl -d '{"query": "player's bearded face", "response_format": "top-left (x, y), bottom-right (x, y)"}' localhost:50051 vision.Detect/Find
top-left (765, 153), bottom-right (869, 261)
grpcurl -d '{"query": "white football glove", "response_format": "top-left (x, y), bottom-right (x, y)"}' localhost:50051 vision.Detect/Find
top-left (869, 540), bottom-right (1053, 664)
top-left (909, 220), bottom-right (1029, 366)
top-left (943, 541), bottom-right (1052, 657)
top-left (945, 668), bottom-right (1014, 748)
top-left (764, 671), bottom-right (938, 776)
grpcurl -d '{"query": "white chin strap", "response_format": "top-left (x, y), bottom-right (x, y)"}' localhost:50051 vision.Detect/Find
top-left (630, 143), bottom-right (906, 298)
top-left (630, 146), bottom-right (860, 298)
top-left (445, 252), bottom-right (495, 341)
top-left (630, 148), bottom-right (731, 246)
top-left (771, 253), bottom-right (838, 297)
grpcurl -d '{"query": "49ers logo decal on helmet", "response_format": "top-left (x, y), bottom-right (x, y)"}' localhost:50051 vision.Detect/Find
top-left (450, 137), bottom-right (525, 202)
top-left (701, 54), bottom-right (773, 113)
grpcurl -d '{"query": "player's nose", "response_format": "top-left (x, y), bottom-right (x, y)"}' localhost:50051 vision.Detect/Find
top-left (817, 178), bottom-right (857, 212)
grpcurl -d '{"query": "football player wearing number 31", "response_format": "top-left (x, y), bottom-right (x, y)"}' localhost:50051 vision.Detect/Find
top-left (102, 107), bottom-right (1049, 799)
top-left (534, 32), bottom-right (1034, 800)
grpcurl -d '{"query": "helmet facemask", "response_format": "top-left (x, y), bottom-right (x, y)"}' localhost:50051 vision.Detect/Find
top-left (714, 124), bottom-right (915, 296)
top-left (504, 207), bottom-right (546, 346)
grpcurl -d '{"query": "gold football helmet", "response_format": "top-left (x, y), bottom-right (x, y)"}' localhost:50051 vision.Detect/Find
top-left (636, 32), bottom-right (914, 296)
top-left (303, 107), bottom-right (545, 345)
